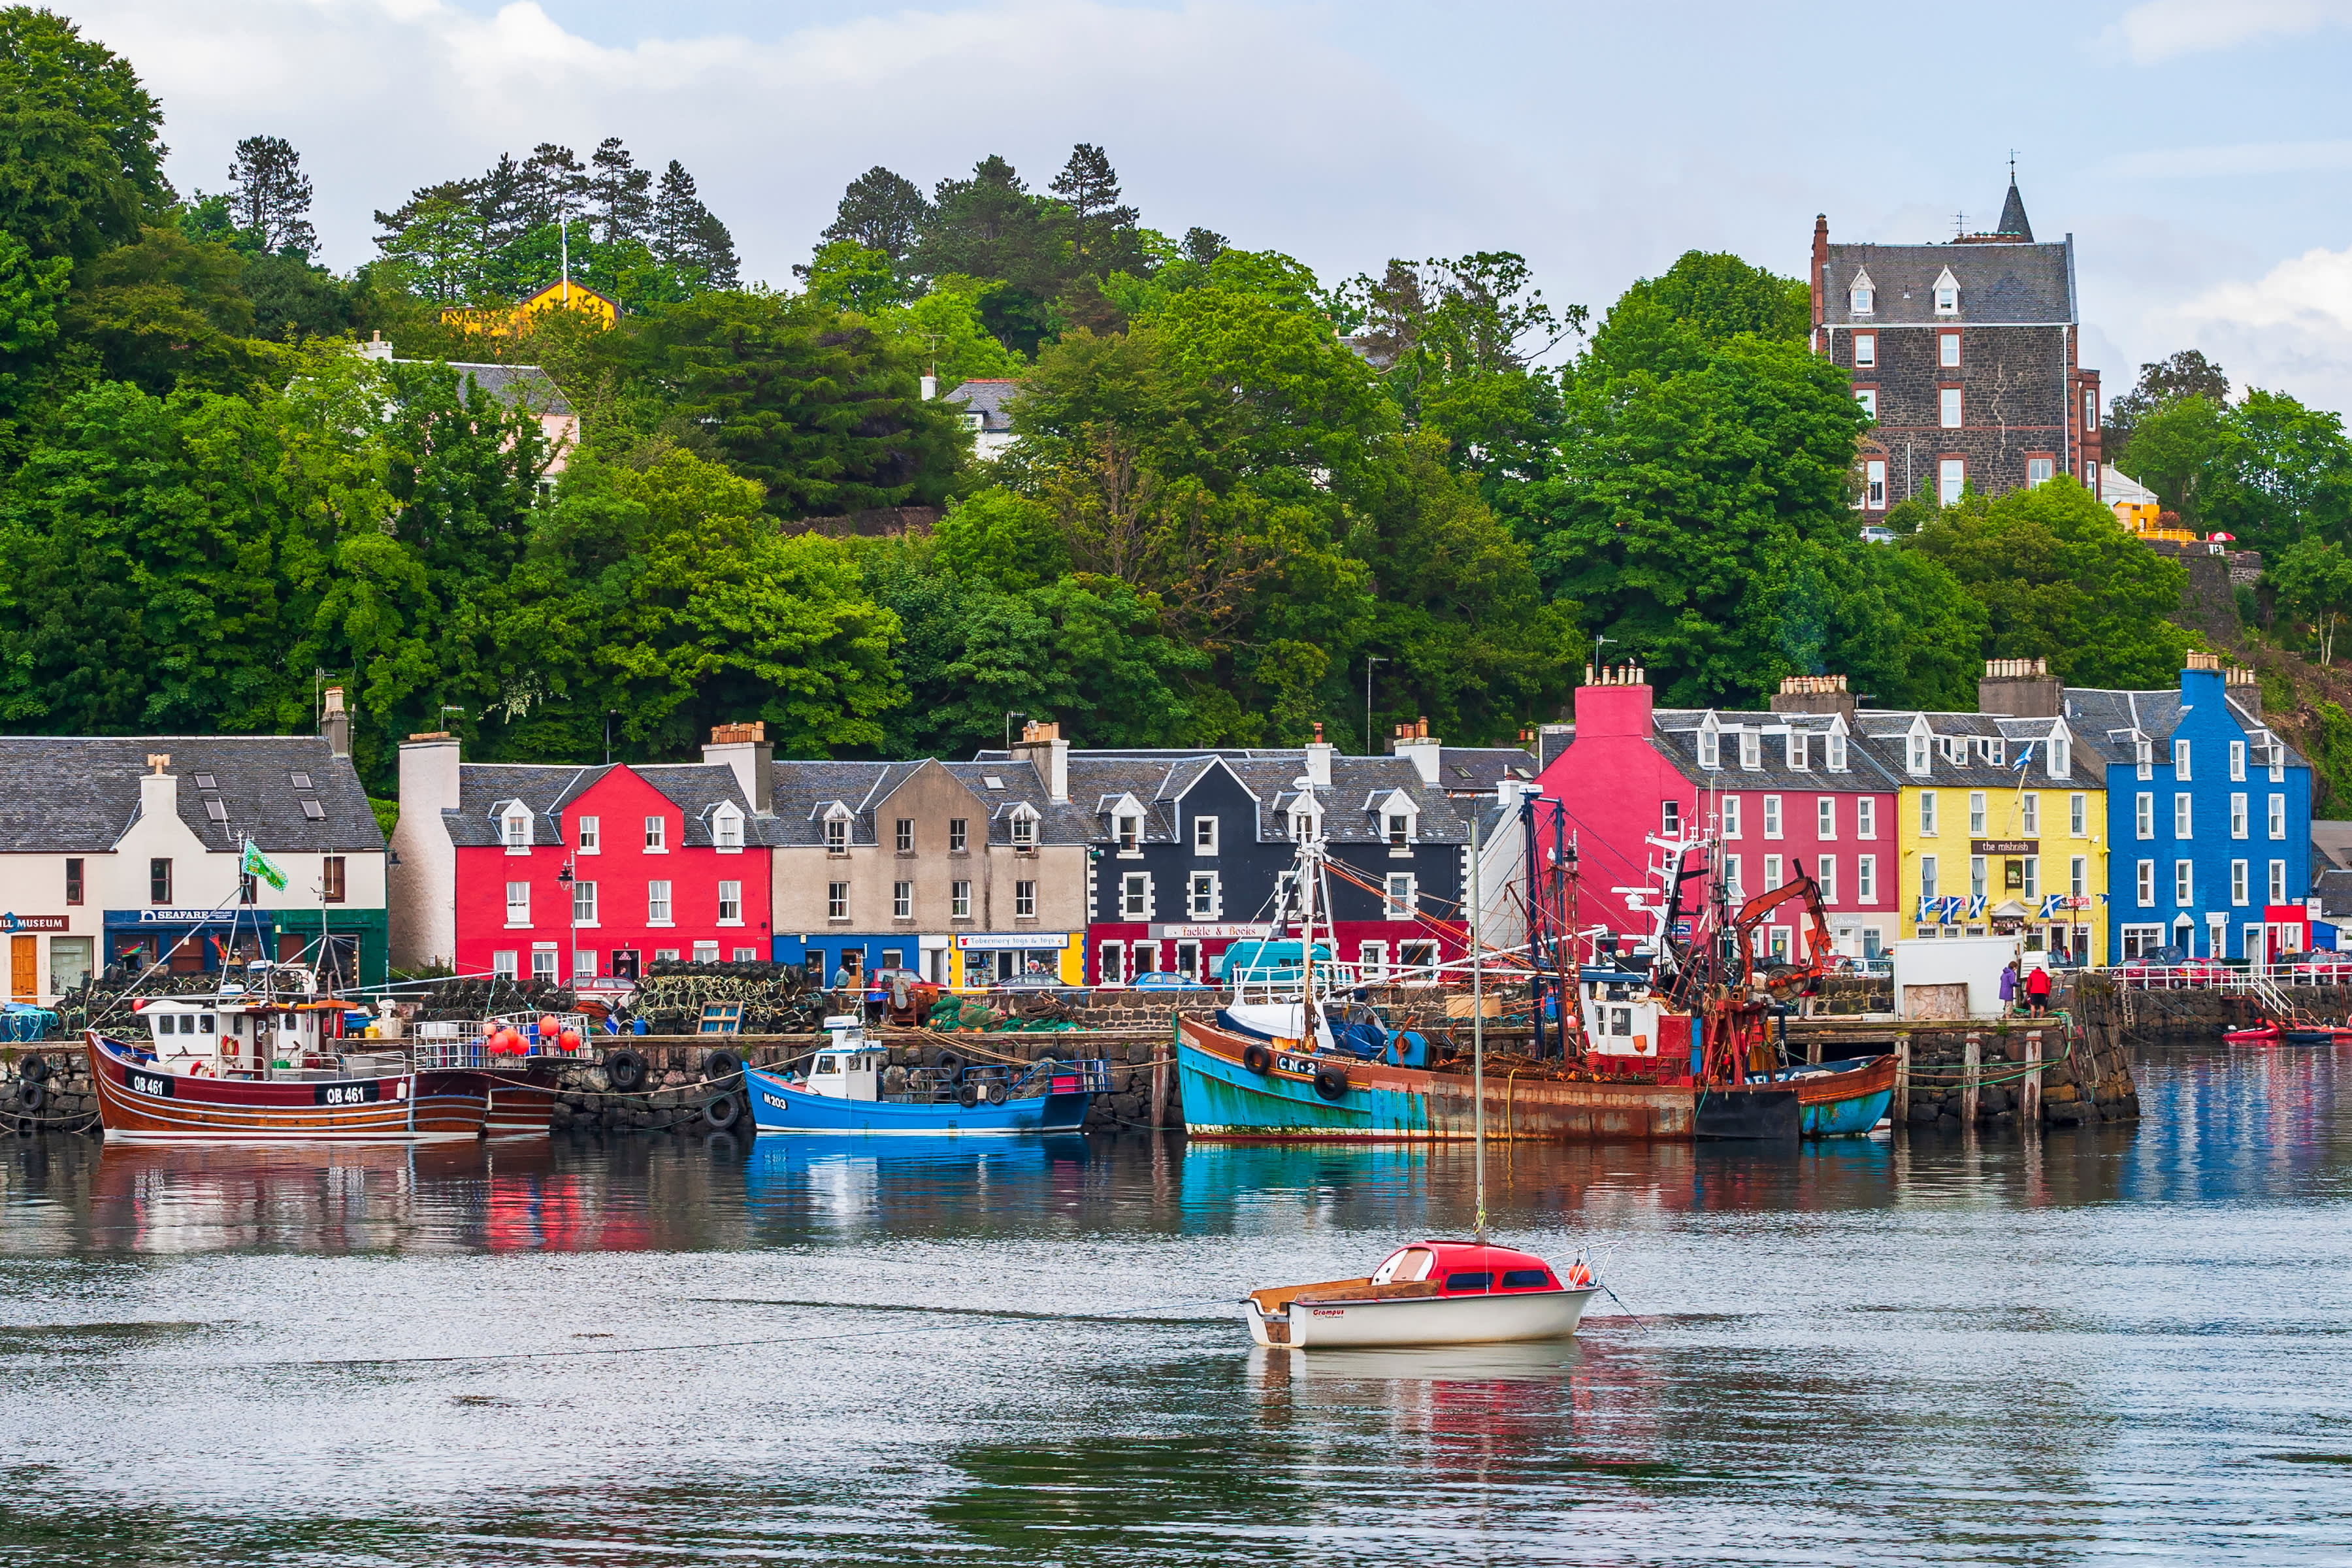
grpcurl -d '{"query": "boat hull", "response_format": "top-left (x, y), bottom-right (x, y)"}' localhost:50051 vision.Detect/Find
top-left (87, 1034), bottom-right (488, 1144)
top-left (743, 1066), bottom-right (1094, 1136)
top-left (1178, 1015), bottom-right (1798, 1142)
top-left (1781, 1053), bottom-right (1900, 1137)
top-left (1247, 1287), bottom-right (1596, 1348)
top-left (482, 1075), bottom-right (557, 1139)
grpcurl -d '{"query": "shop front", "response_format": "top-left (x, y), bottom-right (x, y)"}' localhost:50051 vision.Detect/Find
top-left (1, 915), bottom-right (82, 1002)
top-left (771, 932), bottom-right (956, 987)
top-left (950, 932), bottom-right (1083, 989)
top-left (103, 908), bottom-right (276, 980)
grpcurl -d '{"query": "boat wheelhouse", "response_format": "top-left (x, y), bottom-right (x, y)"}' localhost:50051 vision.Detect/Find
top-left (743, 1016), bottom-right (1107, 1136)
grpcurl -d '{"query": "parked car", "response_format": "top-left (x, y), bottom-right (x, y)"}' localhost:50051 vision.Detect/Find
top-left (1859, 525), bottom-right (1897, 544)
top-left (1133, 970), bottom-right (1208, 991)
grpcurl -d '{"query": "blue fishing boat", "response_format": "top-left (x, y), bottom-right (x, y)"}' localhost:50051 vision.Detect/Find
top-left (743, 1017), bottom-right (1106, 1137)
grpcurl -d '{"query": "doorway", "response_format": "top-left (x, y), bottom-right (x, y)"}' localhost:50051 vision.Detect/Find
top-left (10, 935), bottom-right (33, 999)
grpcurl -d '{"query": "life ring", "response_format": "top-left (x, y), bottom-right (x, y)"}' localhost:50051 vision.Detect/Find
top-left (958, 1082), bottom-right (981, 1109)
top-left (702, 1048), bottom-right (743, 1083)
top-left (186, 1062), bottom-right (212, 1077)
top-left (1312, 1066), bottom-right (1349, 1102)
top-left (604, 1048), bottom-right (647, 1092)
top-left (1241, 1043), bottom-right (1274, 1075)
top-left (702, 1092), bottom-right (742, 1130)
top-left (14, 1080), bottom-right (44, 1112)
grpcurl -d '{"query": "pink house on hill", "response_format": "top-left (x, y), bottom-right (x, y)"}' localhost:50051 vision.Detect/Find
top-left (1532, 670), bottom-right (1902, 961)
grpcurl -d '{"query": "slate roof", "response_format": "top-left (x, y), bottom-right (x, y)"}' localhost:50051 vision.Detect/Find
top-left (2311, 821), bottom-right (2352, 871)
top-left (2057, 689), bottom-right (2306, 770)
top-left (0, 736), bottom-right (382, 855)
top-left (945, 378), bottom-right (1019, 434)
top-left (1993, 178), bottom-right (2033, 241)
top-left (1824, 229), bottom-right (2074, 327)
top-left (985, 748), bottom-right (1474, 847)
top-left (762, 758), bottom-right (1094, 847)
top-left (634, 764), bottom-right (763, 847)
top-left (1652, 709), bottom-right (1903, 791)
top-left (446, 764), bottom-right (610, 848)
top-left (1434, 747), bottom-right (1538, 795)
top-left (2315, 866), bottom-right (2352, 920)
top-left (444, 361), bottom-right (574, 418)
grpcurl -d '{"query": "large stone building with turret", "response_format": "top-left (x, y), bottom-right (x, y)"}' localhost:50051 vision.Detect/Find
top-left (1810, 178), bottom-right (2102, 514)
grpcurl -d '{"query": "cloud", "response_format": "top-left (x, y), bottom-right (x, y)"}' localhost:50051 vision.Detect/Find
top-left (2148, 244), bottom-right (2352, 410)
top-left (2102, 140), bottom-right (2352, 178)
top-left (2112, 0), bottom-right (2352, 63)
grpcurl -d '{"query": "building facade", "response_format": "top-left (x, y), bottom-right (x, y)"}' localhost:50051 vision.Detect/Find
top-left (1811, 178), bottom-right (2102, 512)
top-left (0, 706), bottom-right (387, 1000)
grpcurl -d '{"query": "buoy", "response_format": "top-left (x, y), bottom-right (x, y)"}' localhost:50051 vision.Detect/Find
top-left (559, 1028), bottom-right (581, 1050)
top-left (538, 1014), bottom-right (559, 1038)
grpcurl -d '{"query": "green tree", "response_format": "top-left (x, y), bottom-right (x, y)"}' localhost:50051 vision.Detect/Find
top-left (1048, 142), bottom-right (1144, 277)
top-left (2106, 348), bottom-right (2228, 456)
top-left (2270, 536), bottom-right (2352, 663)
top-left (823, 166), bottom-right (928, 261)
top-left (227, 134), bottom-right (318, 255)
top-left (2199, 389), bottom-right (2352, 553)
top-left (2119, 393), bottom-right (2227, 528)
top-left (0, 6), bottom-right (171, 259)
top-left (800, 239), bottom-right (911, 314)
top-left (1582, 250), bottom-right (1810, 382)
top-left (61, 224), bottom-right (275, 395)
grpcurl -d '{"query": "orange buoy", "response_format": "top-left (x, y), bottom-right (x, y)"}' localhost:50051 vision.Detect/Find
top-left (538, 1014), bottom-right (559, 1038)
top-left (559, 1029), bottom-right (581, 1050)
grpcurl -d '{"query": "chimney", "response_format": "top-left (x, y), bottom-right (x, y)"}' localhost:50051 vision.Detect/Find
top-left (391, 731), bottom-right (463, 973)
top-left (1387, 718), bottom-right (1443, 785)
top-left (360, 329), bottom-right (393, 362)
top-left (1011, 719), bottom-right (1068, 804)
top-left (321, 684), bottom-right (351, 759)
top-left (920, 373), bottom-right (938, 401)
top-left (702, 721), bottom-right (774, 816)
top-left (1305, 722), bottom-right (1333, 788)
top-left (1573, 664), bottom-right (1653, 740)
top-left (1978, 657), bottom-right (2062, 719)
top-left (1770, 673), bottom-right (1856, 723)
top-left (2224, 663), bottom-right (2262, 719)
top-left (139, 755), bottom-right (176, 840)
top-left (1810, 214), bottom-right (1829, 342)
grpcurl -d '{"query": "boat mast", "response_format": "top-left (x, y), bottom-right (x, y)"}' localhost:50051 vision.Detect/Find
top-left (1471, 809), bottom-right (1486, 1243)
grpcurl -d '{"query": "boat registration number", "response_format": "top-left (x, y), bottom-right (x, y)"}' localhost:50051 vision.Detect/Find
top-left (127, 1070), bottom-right (173, 1098)
top-left (315, 1082), bottom-right (381, 1107)
top-left (1275, 1053), bottom-right (1317, 1075)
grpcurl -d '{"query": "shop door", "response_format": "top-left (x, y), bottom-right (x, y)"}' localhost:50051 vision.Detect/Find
top-left (10, 935), bottom-right (34, 999)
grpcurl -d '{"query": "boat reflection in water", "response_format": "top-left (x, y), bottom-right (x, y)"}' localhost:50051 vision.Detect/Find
top-left (740, 1132), bottom-right (1094, 1233)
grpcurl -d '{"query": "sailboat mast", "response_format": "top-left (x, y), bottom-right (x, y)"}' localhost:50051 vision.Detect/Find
top-left (1471, 810), bottom-right (1486, 1242)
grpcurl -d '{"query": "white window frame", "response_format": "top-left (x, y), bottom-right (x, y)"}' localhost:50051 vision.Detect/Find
top-left (1939, 331), bottom-right (1961, 368)
top-left (1384, 873), bottom-right (1418, 919)
top-left (1188, 870), bottom-right (1220, 918)
top-left (2048, 737), bottom-right (2070, 779)
top-left (1854, 388), bottom-right (1878, 421)
top-left (1919, 792), bottom-right (1938, 836)
top-left (2230, 740), bottom-right (2246, 781)
top-left (576, 816), bottom-right (600, 855)
top-left (717, 879), bottom-right (742, 924)
top-left (2175, 860), bottom-right (2193, 906)
top-left (1968, 792), bottom-right (1987, 836)
top-left (492, 950), bottom-right (518, 980)
top-left (2136, 794), bottom-right (2154, 840)
top-left (712, 805), bottom-right (743, 852)
top-left (2136, 860), bottom-right (2154, 906)
top-left (826, 882), bottom-right (848, 921)
top-left (2136, 740), bottom-right (2154, 781)
top-left (572, 880), bottom-right (596, 925)
top-left (1739, 730), bottom-right (1761, 770)
top-left (693, 941), bottom-right (719, 965)
top-left (1857, 797), bottom-right (1876, 840)
top-left (2020, 793), bottom-right (2039, 835)
top-left (1194, 815), bottom-right (1218, 855)
top-left (2231, 860), bottom-right (2249, 906)
top-left (502, 806), bottom-right (531, 855)
top-left (2231, 793), bottom-right (2249, 839)
top-left (506, 881), bottom-right (531, 928)
top-left (1970, 855), bottom-right (1987, 899)
top-left (647, 880), bottom-right (673, 924)
top-left (1787, 732), bottom-right (1808, 772)
top-left (1116, 814), bottom-right (1140, 853)
top-left (1919, 854), bottom-right (1938, 903)
top-left (1098, 943), bottom-right (1126, 985)
top-left (1907, 733), bottom-right (1929, 776)
top-left (532, 949), bottom-right (558, 983)
top-left (2070, 793), bottom-right (2087, 836)
top-left (1940, 387), bottom-right (1963, 429)
top-left (1015, 879), bottom-right (1037, 919)
top-left (2270, 860), bottom-right (2288, 903)
top-left (1819, 854), bottom-right (1838, 904)
top-left (1722, 796), bottom-right (1742, 838)
top-left (1724, 853), bottom-right (1744, 900)
top-left (2269, 796), bottom-right (2287, 840)
top-left (825, 813), bottom-right (849, 854)
top-left (1010, 806), bottom-right (1038, 848)
top-left (1763, 795), bottom-right (1782, 840)
top-left (892, 881), bottom-right (912, 919)
top-left (1662, 799), bottom-right (1682, 836)
top-left (895, 818), bottom-right (914, 853)
top-left (1939, 458), bottom-right (1965, 505)
top-left (2070, 857), bottom-right (2087, 898)
top-left (1817, 796), bottom-right (1836, 839)
top-left (2174, 740), bottom-right (2192, 781)
top-left (1763, 854), bottom-right (1783, 891)
top-left (644, 814), bottom-right (667, 853)
top-left (1863, 457), bottom-right (1886, 508)
top-left (1827, 732), bottom-right (1848, 772)
top-left (2023, 857), bottom-right (2039, 900)
top-left (2175, 795), bottom-right (2193, 838)
top-left (1858, 853), bottom-right (1877, 904)
top-left (951, 880), bottom-right (972, 920)
top-left (1120, 872), bottom-right (1152, 920)
top-left (1853, 332), bottom-right (1875, 366)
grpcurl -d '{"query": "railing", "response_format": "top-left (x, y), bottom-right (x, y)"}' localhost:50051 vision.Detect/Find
top-left (2102, 960), bottom-right (2352, 992)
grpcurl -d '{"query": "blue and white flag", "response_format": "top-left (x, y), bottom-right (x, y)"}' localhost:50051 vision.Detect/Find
top-left (1967, 894), bottom-right (1987, 921)
top-left (2038, 893), bottom-right (2063, 919)
top-left (2011, 740), bottom-right (2035, 771)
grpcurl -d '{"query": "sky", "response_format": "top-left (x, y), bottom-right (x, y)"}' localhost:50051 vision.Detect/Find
top-left (56, 0), bottom-right (2352, 414)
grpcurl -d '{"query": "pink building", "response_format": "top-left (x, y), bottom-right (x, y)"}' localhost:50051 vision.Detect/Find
top-left (1532, 671), bottom-right (1902, 960)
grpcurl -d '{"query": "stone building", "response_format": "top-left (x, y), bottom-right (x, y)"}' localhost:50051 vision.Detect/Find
top-left (1810, 178), bottom-right (2102, 512)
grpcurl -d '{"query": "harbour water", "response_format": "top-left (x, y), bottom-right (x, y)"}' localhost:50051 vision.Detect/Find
top-left (3, 1041), bottom-right (2347, 1566)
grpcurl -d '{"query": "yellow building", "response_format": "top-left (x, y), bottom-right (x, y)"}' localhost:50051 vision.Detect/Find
top-left (1869, 710), bottom-right (2108, 966)
top-left (442, 280), bottom-right (619, 338)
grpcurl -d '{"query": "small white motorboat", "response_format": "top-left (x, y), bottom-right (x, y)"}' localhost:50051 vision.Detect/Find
top-left (1245, 1240), bottom-right (1597, 1348)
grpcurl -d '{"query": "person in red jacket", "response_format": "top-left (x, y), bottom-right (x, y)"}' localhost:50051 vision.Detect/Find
top-left (2025, 962), bottom-right (2053, 1017)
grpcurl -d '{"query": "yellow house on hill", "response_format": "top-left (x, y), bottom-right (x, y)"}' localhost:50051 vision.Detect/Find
top-left (442, 280), bottom-right (619, 338)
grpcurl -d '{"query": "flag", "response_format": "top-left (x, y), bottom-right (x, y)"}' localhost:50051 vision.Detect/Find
top-left (2011, 742), bottom-right (2034, 771)
top-left (241, 840), bottom-right (287, 892)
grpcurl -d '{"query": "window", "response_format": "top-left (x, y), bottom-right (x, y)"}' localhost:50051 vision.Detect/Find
top-left (1015, 880), bottom-right (1036, 919)
top-left (239, 872), bottom-right (257, 906)
top-left (1907, 733), bottom-right (1929, 775)
top-left (2048, 738), bottom-right (2070, 779)
top-left (1359, 940), bottom-right (1390, 981)
top-left (1980, 738), bottom-right (2004, 767)
top-left (895, 818), bottom-right (913, 853)
top-left (2230, 740), bottom-right (2246, 780)
top-left (1919, 855), bottom-right (1938, 902)
top-left (1820, 856), bottom-right (1841, 905)
top-left (644, 815), bottom-right (666, 852)
top-left (2027, 457), bottom-right (2055, 486)
top-left (1968, 792), bottom-right (1987, 836)
top-left (1939, 458), bottom-right (1965, 504)
top-left (1863, 459), bottom-right (1886, 508)
top-left (1100, 943), bottom-right (1126, 985)
top-left (2023, 857), bottom-right (2039, 899)
top-left (573, 880), bottom-right (597, 924)
top-left (2136, 740), bottom-right (2154, 781)
top-left (2231, 794), bottom-right (2249, 838)
top-left (2175, 860), bottom-right (2193, 906)
top-left (568, 949), bottom-right (595, 980)
top-left (2174, 740), bottom-right (2191, 781)
top-left (532, 949), bottom-right (557, 983)
top-left (506, 881), bottom-right (530, 925)
top-left (647, 881), bottom-right (672, 924)
top-left (575, 816), bottom-right (600, 855)
top-left (1850, 278), bottom-right (1874, 314)
top-left (1722, 797), bottom-right (1742, 838)
top-left (504, 810), bottom-right (530, 852)
top-left (1859, 854), bottom-right (1877, 902)
top-left (2271, 860), bottom-right (2288, 903)
top-left (1919, 793), bottom-right (1938, 836)
top-left (1970, 856), bottom-right (1987, 898)
top-left (1699, 728), bottom-right (1720, 769)
top-left (2232, 860), bottom-right (2249, 906)
top-left (308, 855), bottom-right (343, 905)
top-left (1189, 872), bottom-right (1220, 917)
top-left (1662, 800), bottom-right (1682, 836)
top-left (951, 880), bottom-right (972, 919)
top-left (1120, 873), bottom-right (1151, 919)
top-left (827, 882), bottom-right (848, 920)
top-left (2020, 794), bottom-right (2039, 835)
top-left (1854, 332), bottom-right (1875, 366)
top-left (1384, 874), bottom-right (1416, 918)
top-left (2269, 796), bottom-right (2287, 840)
top-left (718, 880), bottom-right (742, 923)
top-left (1387, 812), bottom-right (1411, 848)
top-left (655, 948), bottom-right (679, 964)
top-left (1854, 388), bottom-right (1878, 420)
top-left (1724, 854), bottom-right (1744, 900)
top-left (1194, 815), bottom-right (1218, 854)
top-left (1933, 276), bottom-right (1957, 314)
top-left (148, 857), bottom-right (174, 905)
top-left (2121, 924), bottom-right (2164, 959)
top-left (892, 881), bottom-right (912, 919)
top-left (1857, 797), bottom-right (1876, 839)
top-left (1788, 733), bottom-right (1809, 771)
top-left (1827, 733), bottom-right (1848, 772)
top-left (949, 818), bottom-right (968, 853)
top-left (1763, 796), bottom-right (1782, 839)
top-left (1940, 332), bottom-right (1961, 368)
top-left (1011, 811), bottom-right (1037, 849)
top-left (2071, 857), bottom-right (2087, 897)
top-left (1818, 797), bottom-right (1836, 839)
top-left (2136, 794), bottom-right (2154, 839)
top-left (2137, 860), bottom-right (2155, 906)
top-left (2270, 746), bottom-right (2286, 783)
top-left (2174, 795), bottom-right (2192, 838)
top-left (2086, 389), bottom-right (2099, 430)
top-left (65, 858), bottom-right (82, 905)
top-left (1739, 730), bottom-right (1761, 769)
top-left (693, 941), bottom-right (719, 964)
top-left (825, 815), bottom-right (849, 854)
top-left (1940, 387), bottom-right (1963, 428)
top-left (735, 947), bottom-right (759, 964)
top-left (1117, 814), bottom-right (1140, 852)
top-left (1764, 854), bottom-right (1783, 890)
top-left (493, 950), bottom-right (518, 980)
top-left (2071, 794), bottom-right (2087, 836)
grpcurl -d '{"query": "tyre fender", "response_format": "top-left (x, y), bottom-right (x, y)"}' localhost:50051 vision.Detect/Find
top-left (604, 1048), bottom-right (647, 1093)
top-left (1241, 1043), bottom-right (1274, 1075)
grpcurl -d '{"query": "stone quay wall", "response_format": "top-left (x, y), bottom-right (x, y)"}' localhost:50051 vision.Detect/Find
top-left (2069, 975), bottom-right (2352, 1049)
top-left (2, 1047), bottom-right (99, 1136)
top-left (1882, 1020), bottom-right (2140, 1132)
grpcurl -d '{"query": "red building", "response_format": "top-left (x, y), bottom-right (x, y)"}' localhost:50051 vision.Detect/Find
top-left (393, 738), bottom-right (772, 983)
top-left (1533, 670), bottom-right (1903, 961)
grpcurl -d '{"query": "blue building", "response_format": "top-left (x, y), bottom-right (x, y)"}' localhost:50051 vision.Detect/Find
top-left (2068, 662), bottom-right (2313, 962)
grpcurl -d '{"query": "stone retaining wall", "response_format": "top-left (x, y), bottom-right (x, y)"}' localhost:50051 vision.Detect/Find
top-left (2, 1047), bottom-right (98, 1135)
top-left (1884, 1021), bottom-right (2140, 1132)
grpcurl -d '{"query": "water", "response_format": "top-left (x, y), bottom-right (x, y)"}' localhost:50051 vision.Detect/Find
top-left (3, 1043), bottom-right (2348, 1566)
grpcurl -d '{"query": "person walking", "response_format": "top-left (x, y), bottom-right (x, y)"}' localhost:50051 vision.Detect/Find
top-left (1999, 960), bottom-right (2018, 1015)
top-left (2026, 962), bottom-right (2053, 1017)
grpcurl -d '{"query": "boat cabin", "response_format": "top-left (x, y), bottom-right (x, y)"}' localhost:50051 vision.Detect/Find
top-left (806, 1043), bottom-right (887, 1101)
top-left (1369, 1241), bottom-right (1565, 1295)
top-left (138, 996), bottom-right (326, 1075)
top-left (1578, 965), bottom-right (1664, 1059)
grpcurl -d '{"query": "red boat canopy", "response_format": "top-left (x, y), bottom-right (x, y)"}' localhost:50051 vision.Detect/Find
top-left (1415, 1240), bottom-right (1556, 1275)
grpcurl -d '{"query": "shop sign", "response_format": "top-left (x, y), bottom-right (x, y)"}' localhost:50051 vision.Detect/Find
top-left (0, 913), bottom-right (69, 932)
top-left (955, 932), bottom-right (1075, 951)
top-left (1147, 923), bottom-right (1273, 939)
top-left (1971, 839), bottom-right (2038, 855)
top-left (115, 908), bottom-right (265, 925)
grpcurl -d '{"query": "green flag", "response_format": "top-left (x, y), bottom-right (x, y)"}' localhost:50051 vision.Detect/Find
top-left (241, 840), bottom-right (287, 892)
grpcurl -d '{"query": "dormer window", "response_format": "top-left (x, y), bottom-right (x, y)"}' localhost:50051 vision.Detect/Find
top-left (1827, 732), bottom-right (1848, 772)
top-left (1907, 733), bottom-right (1930, 776)
top-left (1117, 814), bottom-right (1139, 851)
top-left (2136, 740), bottom-right (2153, 781)
top-left (822, 804), bottom-right (851, 854)
top-left (1932, 267), bottom-right (1959, 316)
top-left (2048, 735), bottom-right (2070, 780)
top-left (1848, 267), bottom-right (1874, 316)
top-left (713, 804), bottom-right (743, 851)
top-left (1010, 806), bottom-right (1038, 847)
top-left (1739, 730), bottom-right (1761, 770)
top-left (500, 804), bottom-right (531, 853)
top-left (1787, 732), bottom-right (1809, 772)
top-left (1387, 813), bottom-right (1409, 846)
top-left (1977, 738), bottom-right (2002, 766)
top-left (1942, 737), bottom-right (1968, 766)
top-left (1698, 721), bottom-right (1721, 771)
